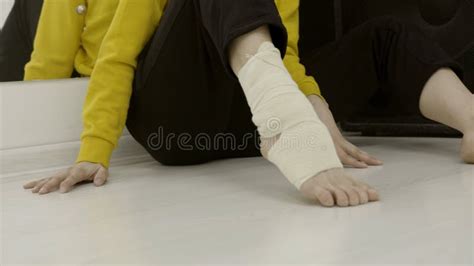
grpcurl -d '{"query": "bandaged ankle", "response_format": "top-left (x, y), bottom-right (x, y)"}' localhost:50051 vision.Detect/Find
top-left (237, 42), bottom-right (343, 189)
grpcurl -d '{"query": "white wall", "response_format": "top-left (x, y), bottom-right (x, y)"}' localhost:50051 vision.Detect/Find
top-left (0, 0), bottom-right (14, 28)
top-left (0, 78), bottom-right (130, 150)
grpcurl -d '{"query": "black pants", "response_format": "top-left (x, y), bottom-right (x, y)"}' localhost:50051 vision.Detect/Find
top-left (303, 16), bottom-right (464, 122)
top-left (0, 0), bottom-right (82, 80)
top-left (0, 0), bottom-right (463, 165)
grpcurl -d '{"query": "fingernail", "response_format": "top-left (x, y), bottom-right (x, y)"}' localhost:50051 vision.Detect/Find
top-left (39, 188), bottom-right (46, 194)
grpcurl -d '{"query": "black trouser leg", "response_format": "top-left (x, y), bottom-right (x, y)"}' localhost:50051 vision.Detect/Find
top-left (0, 0), bottom-right (43, 81)
top-left (302, 16), bottom-right (464, 122)
top-left (126, 0), bottom-right (287, 165)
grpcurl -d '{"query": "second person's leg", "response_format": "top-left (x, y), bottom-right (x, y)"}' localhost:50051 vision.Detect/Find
top-left (420, 68), bottom-right (474, 163)
top-left (303, 16), bottom-right (464, 122)
top-left (303, 16), bottom-right (471, 162)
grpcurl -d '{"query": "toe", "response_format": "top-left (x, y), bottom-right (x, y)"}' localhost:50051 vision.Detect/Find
top-left (354, 187), bottom-right (369, 204)
top-left (342, 186), bottom-right (360, 206)
top-left (461, 133), bottom-right (474, 164)
top-left (313, 187), bottom-right (334, 207)
top-left (367, 189), bottom-right (380, 202)
top-left (354, 180), bottom-right (379, 202)
top-left (331, 187), bottom-right (349, 207)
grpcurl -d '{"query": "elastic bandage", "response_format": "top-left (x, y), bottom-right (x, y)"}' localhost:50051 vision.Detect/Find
top-left (237, 42), bottom-right (343, 189)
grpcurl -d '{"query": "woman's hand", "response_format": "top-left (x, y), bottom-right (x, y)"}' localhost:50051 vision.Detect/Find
top-left (23, 162), bottom-right (109, 195)
top-left (308, 95), bottom-right (383, 168)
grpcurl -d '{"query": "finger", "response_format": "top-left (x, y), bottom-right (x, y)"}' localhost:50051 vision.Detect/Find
top-left (59, 174), bottom-right (87, 193)
top-left (39, 177), bottom-right (64, 195)
top-left (32, 179), bottom-right (49, 193)
top-left (59, 177), bottom-right (79, 193)
top-left (24, 167), bottom-right (70, 190)
top-left (359, 151), bottom-right (383, 165)
top-left (353, 186), bottom-right (369, 204)
top-left (335, 145), bottom-right (348, 162)
top-left (327, 186), bottom-right (349, 207)
top-left (344, 144), bottom-right (383, 166)
top-left (342, 155), bottom-right (368, 168)
top-left (352, 149), bottom-right (382, 166)
top-left (93, 167), bottom-right (109, 187)
top-left (23, 179), bottom-right (43, 189)
top-left (336, 148), bottom-right (367, 168)
top-left (340, 186), bottom-right (360, 206)
top-left (312, 186), bottom-right (334, 207)
top-left (60, 165), bottom-right (96, 193)
top-left (37, 170), bottom-right (69, 194)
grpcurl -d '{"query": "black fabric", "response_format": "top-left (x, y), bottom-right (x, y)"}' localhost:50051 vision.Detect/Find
top-left (338, 0), bottom-right (474, 88)
top-left (126, 0), bottom-right (287, 165)
top-left (302, 16), bottom-right (463, 123)
top-left (299, 0), bottom-right (473, 91)
top-left (299, 0), bottom-right (336, 58)
top-left (0, 0), bottom-right (43, 81)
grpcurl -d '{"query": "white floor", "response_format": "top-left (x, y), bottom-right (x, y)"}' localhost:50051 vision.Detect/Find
top-left (1, 135), bottom-right (472, 265)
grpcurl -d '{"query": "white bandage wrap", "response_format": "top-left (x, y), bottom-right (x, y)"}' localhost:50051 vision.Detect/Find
top-left (237, 42), bottom-right (343, 189)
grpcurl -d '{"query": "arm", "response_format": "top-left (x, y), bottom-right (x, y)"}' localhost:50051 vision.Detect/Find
top-left (77, 0), bottom-right (165, 168)
top-left (276, 0), bottom-right (322, 97)
top-left (22, 0), bottom-right (166, 195)
top-left (24, 0), bottom-right (84, 80)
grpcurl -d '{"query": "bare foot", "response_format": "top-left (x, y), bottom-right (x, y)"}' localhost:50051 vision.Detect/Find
top-left (261, 136), bottom-right (380, 207)
top-left (299, 168), bottom-right (380, 207)
top-left (461, 132), bottom-right (474, 164)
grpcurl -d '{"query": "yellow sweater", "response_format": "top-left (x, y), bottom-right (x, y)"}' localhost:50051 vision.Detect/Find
top-left (24, 0), bottom-right (322, 168)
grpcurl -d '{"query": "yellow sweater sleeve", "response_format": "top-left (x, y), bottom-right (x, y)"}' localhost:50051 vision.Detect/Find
top-left (276, 0), bottom-right (322, 97)
top-left (24, 0), bottom-right (84, 80)
top-left (76, 0), bottom-right (164, 167)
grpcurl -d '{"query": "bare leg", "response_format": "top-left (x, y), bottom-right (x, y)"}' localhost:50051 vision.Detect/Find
top-left (419, 68), bottom-right (474, 163)
top-left (229, 26), bottom-right (272, 73)
top-left (229, 26), bottom-right (379, 207)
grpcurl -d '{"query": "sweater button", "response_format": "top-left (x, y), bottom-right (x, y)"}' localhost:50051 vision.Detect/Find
top-left (76, 4), bottom-right (87, 15)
